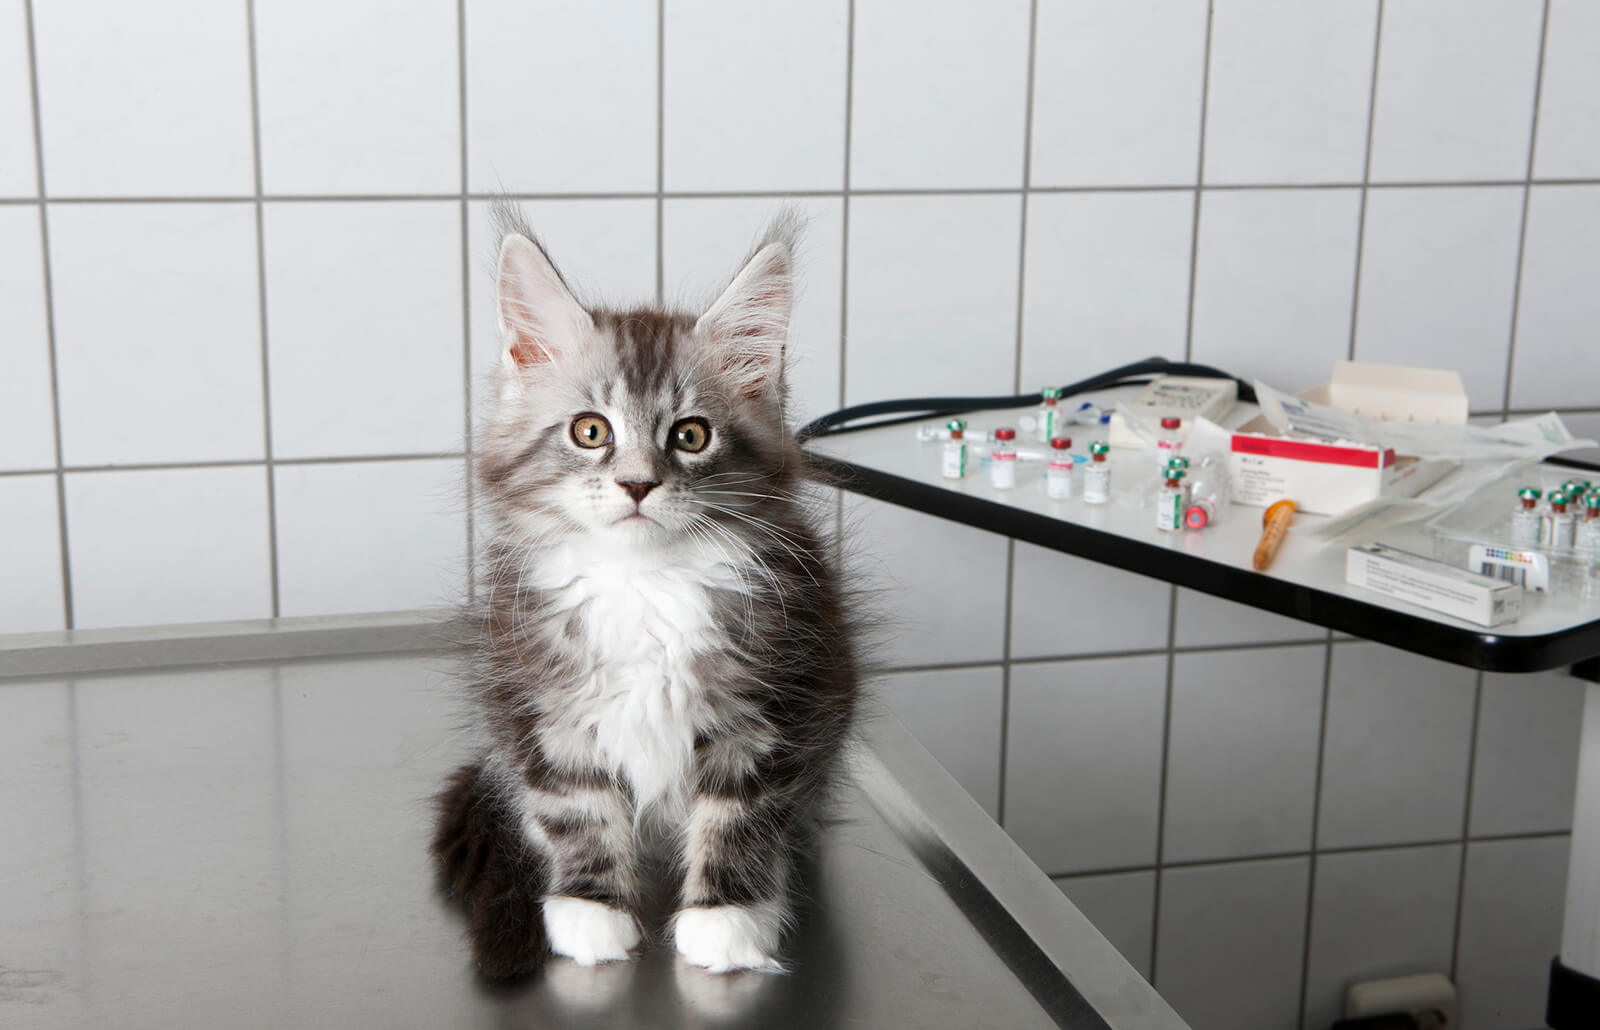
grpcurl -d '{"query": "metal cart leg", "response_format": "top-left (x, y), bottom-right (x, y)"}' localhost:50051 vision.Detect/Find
top-left (1548, 679), bottom-right (1600, 1028)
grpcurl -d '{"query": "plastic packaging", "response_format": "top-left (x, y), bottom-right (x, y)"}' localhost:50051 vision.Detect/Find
top-left (990, 427), bottom-right (1017, 489)
top-left (1083, 442), bottom-right (1111, 505)
top-left (942, 420), bottom-right (968, 479)
top-left (1183, 452), bottom-right (1231, 530)
top-left (1046, 437), bottom-right (1074, 499)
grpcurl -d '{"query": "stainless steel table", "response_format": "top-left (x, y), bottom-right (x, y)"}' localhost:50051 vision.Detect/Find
top-left (0, 621), bottom-right (1186, 1030)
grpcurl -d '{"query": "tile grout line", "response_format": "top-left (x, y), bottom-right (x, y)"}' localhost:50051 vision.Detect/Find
top-left (1345, 0), bottom-right (1385, 364)
top-left (457, 0), bottom-right (475, 601)
top-left (12, 177), bottom-right (1600, 207)
top-left (1451, 670), bottom-right (1486, 981)
top-left (1295, 631), bottom-right (1337, 1030)
top-left (1500, 0), bottom-right (1553, 417)
top-left (21, 0), bottom-right (73, 630)
top-left (1046, 827), bottom-right (1571, 882)
top-left (654, 0), bottom-right (665, 304)
top-left (1180, 0), bottom-right (1215, 364)
top-left (1148, 583), bottom-right (1180, 983)
top-left (838, 0), bottom-right (855, 413)
top-left (243, 0), bottom-right (280, 618)
top-left (996, 0), bottom-right (1041, 832)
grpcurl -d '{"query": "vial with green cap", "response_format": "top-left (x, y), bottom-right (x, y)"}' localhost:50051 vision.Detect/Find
top-left (1036, 386), bottom-right (1063, 443)
top-left (1512, 487), bottom-right (1542, 547)
top-left (1580, 493), bottom-right (1600, 552)
top-left (1156, 467), bottom-right (1185, 532)
top-left (941, 419), bottom-right (968, 480)
top-left (1084, 441), bottom-right (1112, 505)
top-left (1547, 492), bottom-right (1576, 550)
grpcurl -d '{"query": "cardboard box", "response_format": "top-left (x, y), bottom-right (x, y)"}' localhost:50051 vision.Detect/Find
top-left (1229, 418), bottom-right (1454, 515)
top-left (1346, 544), bottom-right (1522, 626)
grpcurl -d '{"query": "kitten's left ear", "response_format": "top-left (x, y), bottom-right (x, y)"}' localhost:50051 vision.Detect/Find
top-left (696, 224), bottom-right (795, 400)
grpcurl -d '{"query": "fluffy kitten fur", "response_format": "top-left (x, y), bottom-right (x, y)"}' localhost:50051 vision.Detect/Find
top-left (431, 204), bottom-right (858, 979)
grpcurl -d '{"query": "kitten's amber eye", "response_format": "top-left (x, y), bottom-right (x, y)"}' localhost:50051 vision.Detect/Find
top-left (570, 414), bottom-right (612, 449)
top-left (671, 418), bottom-right (711, 453)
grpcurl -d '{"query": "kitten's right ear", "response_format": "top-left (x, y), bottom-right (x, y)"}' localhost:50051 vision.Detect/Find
top-left (496, 233), bottom-right (592, 374)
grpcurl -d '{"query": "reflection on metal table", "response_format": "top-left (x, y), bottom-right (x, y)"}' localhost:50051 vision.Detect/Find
top-left (0, 624), bottom-right (1185, 1030)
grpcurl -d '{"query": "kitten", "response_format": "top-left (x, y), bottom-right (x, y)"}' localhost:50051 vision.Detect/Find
top-left (431, 204), bottom-right (859, 979)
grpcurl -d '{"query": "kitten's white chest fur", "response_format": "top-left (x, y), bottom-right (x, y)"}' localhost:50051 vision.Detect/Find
top-left (534, 537), bottom-right (735, 811)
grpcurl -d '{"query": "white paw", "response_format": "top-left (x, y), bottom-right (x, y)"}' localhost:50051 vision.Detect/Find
top-left (543, 896), bottom-right (640, 966)
top-left (673, 905), bottom-right (784, 974)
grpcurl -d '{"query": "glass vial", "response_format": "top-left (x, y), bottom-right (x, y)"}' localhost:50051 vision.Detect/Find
top-left (1037, 387), bottom-right (1063, 443)
top-left (1084, 441), bottom-right (1111, 504)
top-left (1547, 492), bottom-right (1576, 550)
top-left (1155, 416), bottom-right (1183, 472)
top-left (1156, 468), bottom-right (1185, 532)
top-left (990, 427), bottom-right (1018, 489)
top-left (1579, 494), bottom-right (1600, 552)
top-left (942, 420), bottom-right (968, 479)
top-left (1511, 487), bottom-right (1542, 547)
top-left (1046, 436), bottom-right (1074, 499)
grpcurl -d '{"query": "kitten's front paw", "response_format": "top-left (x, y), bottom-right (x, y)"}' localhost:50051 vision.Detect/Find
top-left (673, 905), bottom-right (784, 974)
top-left (543, 896), bottom-right (640, 966)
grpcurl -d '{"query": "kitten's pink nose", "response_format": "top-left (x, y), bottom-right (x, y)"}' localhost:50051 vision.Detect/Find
top-left (618, 480), bottom-right (658, 505)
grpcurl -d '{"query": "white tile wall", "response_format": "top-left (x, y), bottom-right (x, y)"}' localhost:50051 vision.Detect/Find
top-left (1353, 186), bottom-right (1524, 411)
top-left (464, 0), bottom-right (656, 194)
top-left (49, 203), bottom-right (264, 465)
top-left (1368, 0), bottom-right (1545, 183)
top-left (1006, 656), bottom-right (1166, 874)
top-left (876, 665), bottom-right (1003, 818)
top-left (1172, 588), bottom-right (1323, 649)
top-left (845, 194), bottom-right (1021, 404)
top-left (64, 467), bottom-right (272, 630)
top-left (662, 0), bottom-right (847, 193)
top-left (1019, 191), bottom-right (1194, 387)
top-left (845, 495), bottom-right (1008, 667)
top-left (663, 196), bottom-right (845, 425)
top-left (849, 0), bottom-right (1030, 189)
top-left (273, 459), bottom-right (465, 617)
top-left (254, 0), bottom-right (459, 196)
top-left (1029, 0), bottom-right (1206, 188)
top-left (1010, 547), bottom-right (1170, 658)
top-left (1203, 0), bottom-right (1377, 185)
top-left (1470, 669), bottom-right (1586, 837)
top-left (1302, 844), bottom-right (1462, 1030)
top-left (1533, 0), bottom-right (1600, 180)
top-left (1456, 836), bottom-right (1571, 1030)
top-left (1155, 857), bottom-right (1310, 1030)
top-left (264, 201), bottom-right (463, 458)
top-left (0, 206), bottom-right (54, 470)
top-left (1317, 643), bottom-right (1477, 849)
top-left (0, 0), bottom-right (35, 197)
top-left (1164, 645), bottom-right (1324, 862)
top-left (0, 475), bottom-right (64, 633)
top-left (1509, 184), bottom-right (1600, 410)
top-left (31, 0), bottom-right (253, 196)
top-left (1052, 870), bottom-right (1156, 980)
top-left (1190, 189), bottom-right (1362, 392)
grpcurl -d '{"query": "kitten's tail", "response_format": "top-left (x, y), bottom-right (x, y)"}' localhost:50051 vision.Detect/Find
top-left (430, 761), bottom-right (550, 979)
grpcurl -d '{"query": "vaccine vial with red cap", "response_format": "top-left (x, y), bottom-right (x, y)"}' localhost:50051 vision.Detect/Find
top-left (1155, 416), bottom-right (1183, 472)
top-left (1046, 437), bottom-right (1073, 499)
top-left (990, 427), bottom-right (1018, 489)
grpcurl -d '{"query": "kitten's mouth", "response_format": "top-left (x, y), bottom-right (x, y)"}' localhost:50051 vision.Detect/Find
top-left (616, 512), bottom-right (656, 525)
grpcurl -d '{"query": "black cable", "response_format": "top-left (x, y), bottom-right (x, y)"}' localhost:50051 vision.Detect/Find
top-left (797, 357), bottom-right (1255, 441)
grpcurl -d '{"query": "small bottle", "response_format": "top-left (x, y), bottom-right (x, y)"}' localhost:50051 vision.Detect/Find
top-left (1511, 487), bottom-right (1543, 547)
top-left (942, 419), bottom-right (968, 479)
top-left (1580, 494), bottom-right (1600, 552)
top-left (1155, 416), bottom-right (1183, 472)
top-left (1046, 436), bottom-right (1074, 499)
top-left (1083, 441), bottom-right (1111, 505)
top-left (1547, 492), bottom-right (1576, 550)
top-left (990, 427), bottom-right (1018, 489)
top-left (1183, 454), bottom-right (1229, 530)
top-left (1036, 387), bottom-right (1064, 442)
top-left (1156, 468), bottom-right (1185, 532)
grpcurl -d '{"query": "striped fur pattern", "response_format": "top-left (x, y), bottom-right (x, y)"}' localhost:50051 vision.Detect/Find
top-left (432, 204), bottom-right (858, 979)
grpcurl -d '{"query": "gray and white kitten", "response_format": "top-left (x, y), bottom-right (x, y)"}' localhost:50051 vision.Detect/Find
top-left (432, 205), bottom-right (859, 979)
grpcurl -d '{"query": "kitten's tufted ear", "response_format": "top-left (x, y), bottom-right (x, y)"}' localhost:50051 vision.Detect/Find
top-left (496, 232), bottom-right (593, 375)
top-left (695, 223), bottom-right (795, 400)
